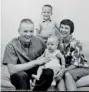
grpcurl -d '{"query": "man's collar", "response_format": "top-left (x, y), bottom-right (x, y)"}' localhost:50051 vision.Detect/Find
top-left (18, 37), bottom-right (32, 48)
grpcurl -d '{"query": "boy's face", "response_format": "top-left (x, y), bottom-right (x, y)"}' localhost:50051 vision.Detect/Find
top-left (18, 23), bottom-right (34, 42)
top-left (47, 38), bottom-right (58, 52)
top-left (59, 24), bottom-right (71, 39)
top-left (42, 6), bottom-right (52, 21)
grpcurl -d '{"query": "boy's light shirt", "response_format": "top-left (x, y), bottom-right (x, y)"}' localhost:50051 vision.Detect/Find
top-left (36, 18), bottom-right (59, 37)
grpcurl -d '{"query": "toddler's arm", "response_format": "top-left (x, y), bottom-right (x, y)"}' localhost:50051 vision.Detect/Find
top-left (37, 52), bottom-right (45, 60)
top-left (56, 51), bottom-right (65, 68)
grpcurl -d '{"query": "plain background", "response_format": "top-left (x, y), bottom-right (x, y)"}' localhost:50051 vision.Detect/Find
top-left (1, 0), bottom-right (89, 59)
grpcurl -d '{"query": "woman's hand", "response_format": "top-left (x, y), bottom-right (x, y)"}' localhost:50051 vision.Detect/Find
top-left (54, 69), bottom-right (65, 81)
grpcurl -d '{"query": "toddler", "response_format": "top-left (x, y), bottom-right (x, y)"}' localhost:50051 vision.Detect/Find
top-left (32, 36), bottom-right (65, 85)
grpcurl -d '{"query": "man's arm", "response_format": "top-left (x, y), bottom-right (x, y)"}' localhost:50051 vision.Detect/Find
top-left (3, 43), bottom-right (49, 75)
top-left (7, 57), bottom-right (50, 75)
top-left (7, 60), bottom-right (38, 75)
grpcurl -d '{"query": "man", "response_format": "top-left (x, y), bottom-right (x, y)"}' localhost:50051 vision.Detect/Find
top-left (2, 19), bottom-right (53, 90)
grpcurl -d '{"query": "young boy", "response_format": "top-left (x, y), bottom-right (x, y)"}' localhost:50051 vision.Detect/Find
top-left (36, 4), bottom-right (59, 43)
top-left (32, 36), bottom-right (65, 86)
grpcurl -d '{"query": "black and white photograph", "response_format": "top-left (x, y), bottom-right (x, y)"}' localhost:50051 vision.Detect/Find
top-left (1, 0), bottom-right (89, 91)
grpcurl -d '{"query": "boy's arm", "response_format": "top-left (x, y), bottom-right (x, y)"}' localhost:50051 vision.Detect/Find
top-left (54, 21), bottom-right (59, 29)
top-left (54, 22), bottom-right (60, 37)
top-left (56, 51), bottom-right (65, 68)
top-left (36, 23), bottom-right (42, 36)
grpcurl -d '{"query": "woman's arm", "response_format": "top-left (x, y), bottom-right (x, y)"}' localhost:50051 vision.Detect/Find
top-left (63, 65), bottom-right (76, 73)
top-left (55, 65), bottom-right (76, 78)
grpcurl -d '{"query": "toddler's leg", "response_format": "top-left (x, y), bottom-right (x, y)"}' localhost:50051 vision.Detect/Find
top-left (32, 66), bottom-right (44, 80)
top-left (51, 79), bottom-right (56, 86)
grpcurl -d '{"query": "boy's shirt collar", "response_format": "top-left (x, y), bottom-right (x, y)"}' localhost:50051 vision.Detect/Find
top-left (42, 18), bottom-right (52, 23)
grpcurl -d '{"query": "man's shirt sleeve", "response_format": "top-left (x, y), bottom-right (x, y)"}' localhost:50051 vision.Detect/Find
top-left (3, 44), bottom-right (18, 65)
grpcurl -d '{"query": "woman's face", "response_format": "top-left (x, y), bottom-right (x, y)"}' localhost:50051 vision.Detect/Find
top-left (59, 24), bottom-right (71, 39)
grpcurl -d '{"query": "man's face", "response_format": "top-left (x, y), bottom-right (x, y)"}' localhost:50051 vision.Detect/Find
top-left (42, 6), bottom-right (52, 21)
top-left (59, 24), bottom-right (71, 39)
top-left (18, 23), bottom-right (34, 42)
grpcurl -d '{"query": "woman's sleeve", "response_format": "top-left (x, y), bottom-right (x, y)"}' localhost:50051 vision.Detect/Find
top-left (70, 39), bottom-right (83, 66)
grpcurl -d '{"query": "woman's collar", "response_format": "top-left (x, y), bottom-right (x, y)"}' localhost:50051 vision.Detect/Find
top-left (63, 35), bottom-right (72, 43)
top-left (62, 35), bottom-right (73, 48)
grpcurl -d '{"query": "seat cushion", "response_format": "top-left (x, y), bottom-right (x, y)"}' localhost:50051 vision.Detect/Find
top-left (78, 87), bottom-right (89, 91)
top-left (1, 65), bottom-right (15, 90)
top-left (76, 75), bottom-right (89, 87)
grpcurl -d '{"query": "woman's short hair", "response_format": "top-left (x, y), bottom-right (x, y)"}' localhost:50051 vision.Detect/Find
top-left (60, 19), bottom-right (74, 34)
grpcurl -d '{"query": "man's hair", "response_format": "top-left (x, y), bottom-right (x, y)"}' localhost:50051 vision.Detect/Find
top-left (60, 19), bottom-right (74, 34)
top-left (42, 4), bottom-right (53, 10)
top-left (20, 18), bottom-right (34, 24)
top-left (19, 19), bottom-right (34, 30)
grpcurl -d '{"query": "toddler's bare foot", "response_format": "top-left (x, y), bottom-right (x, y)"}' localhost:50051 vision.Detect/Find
top-left (51, 80), bottom-right (56, 86)
top-left (32, 74), bottom-right (39, 80)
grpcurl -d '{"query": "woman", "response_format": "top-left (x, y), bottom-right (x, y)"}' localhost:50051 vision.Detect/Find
top-left (56, 19), bottom-right (89, 91)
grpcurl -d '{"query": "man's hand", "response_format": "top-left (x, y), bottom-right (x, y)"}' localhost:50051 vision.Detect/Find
top-left (36, 57), bottom-right (50, 65)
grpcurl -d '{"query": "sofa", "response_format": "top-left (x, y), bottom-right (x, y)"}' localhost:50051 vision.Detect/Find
top-left (1, 42), bottom-right (89, 91)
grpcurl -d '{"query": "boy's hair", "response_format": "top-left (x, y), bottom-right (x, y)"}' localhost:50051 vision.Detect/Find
top-left (60, 19), bottom-right (74, 34)
top-left (20, 18), bottom-right (34, 25)
top-left (42, 4), bottom-right (53, 11)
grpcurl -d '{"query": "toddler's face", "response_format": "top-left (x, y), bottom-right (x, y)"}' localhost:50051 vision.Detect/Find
top-left (18, 23), bottom-right (34, 42)
top-left (47, 38), bottom-right (58, 52)
top-left (42, 6), bottom-right (52, 21)
top-left (59, 24), bottom-right (71, 39)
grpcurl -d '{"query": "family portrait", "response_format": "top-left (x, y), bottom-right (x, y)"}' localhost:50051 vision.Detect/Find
top-left (1, 0), bottom-right (89, 91)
